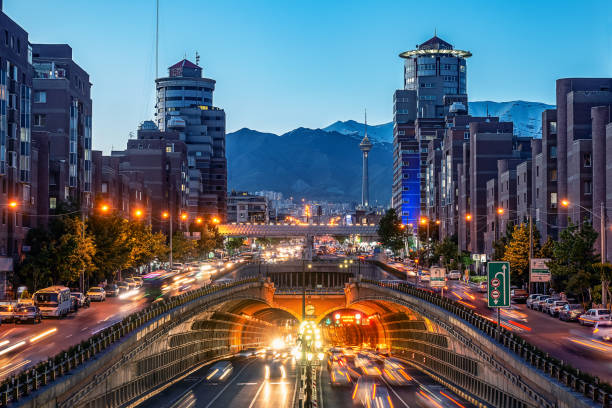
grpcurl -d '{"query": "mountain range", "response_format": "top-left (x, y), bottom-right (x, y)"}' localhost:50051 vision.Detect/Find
top-left (227, 100), bottom-right (555, 205)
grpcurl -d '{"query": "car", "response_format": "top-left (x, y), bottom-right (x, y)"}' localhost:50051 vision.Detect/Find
top-left (104, 284), bottom-right (120, 297)
top-left (540, 298), bottom-right (558, 313)
top-left (117, 282), bottom-right (130, 292)
top-left (0, 304), bottom-right (16, 322)
top-left (327, 352), bottom-right (345, 370)
top-left (14, 305), bottom-right (42, 323)
top-left (478, 281), bottom-right (488, 293)
top-left (511, 289), bottom-right (529, 303)
top-left (548, 300), bottom-right (568, 317)
top-left (330, 364), bottom-right (352, 387)
top-left (86, 287), bottom-right (106, 301)
top-left (69, 295), bottom-right (80, 312)
top-left (529, 295), bottom-right (550, 310)
top-left (123, 278), bottom-right (139, 290)
top-left (71, 292), bottom-right (90, 308)
top-left (448, 270), bottom-right (461, 280)
top-left (559, 304), bottom-right (585, 321)
top-left (237, 348), bottom-right (257, 358)
top-left (131, 276), bottom-right (143, 286)
top-left (579, 309), bottom-right (612, 326)
top-left (265, 360), bottom-right (286, 379)
top-left (382, 366), bottom-right (413, 386)
top-left (526, 293), bottom-right (544, 309)
top-left (205, 361), bottom-right (233, 382)
top-left (360, 363), bottom-right (382, 377)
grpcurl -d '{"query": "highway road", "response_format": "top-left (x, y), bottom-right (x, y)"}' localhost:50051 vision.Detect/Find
top-left (139, 356), bottom-right (298, 408)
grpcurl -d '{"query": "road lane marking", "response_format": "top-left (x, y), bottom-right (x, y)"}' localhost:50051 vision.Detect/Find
top-left (204, 361), bottom-right (255, 408)
top-left (237, 382), bottom-right (257, 385)
top-left (246, 379), bottom-right (266, 408)
top-left (382, 377), bottom-right (411, 408)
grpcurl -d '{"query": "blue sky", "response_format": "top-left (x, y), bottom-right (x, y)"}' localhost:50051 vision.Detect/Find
top-left (5, 0), bottom-right (612, 153)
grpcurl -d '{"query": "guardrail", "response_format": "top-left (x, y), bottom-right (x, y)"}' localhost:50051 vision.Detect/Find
top-left (362, 263), bottom-right (612, 407)
top-left (0, 277), bottom-right (259, 407)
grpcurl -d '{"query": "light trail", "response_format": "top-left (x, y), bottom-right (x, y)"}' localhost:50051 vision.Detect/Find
top-left (440, 391), bottom-right (466, 408)
top-left (0, 341), bottom-right (26, 356)
top-left (508, 320), bottom-right (532, 331)
top-left (30, 327), bottom-right (58, 343)
top-left (451, 291), bottom-right (463, 300)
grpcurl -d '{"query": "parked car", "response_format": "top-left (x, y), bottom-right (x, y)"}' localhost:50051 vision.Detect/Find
top-left (104, 284), bottom-right (120, 297)
top-left (14, 305), bottom-right (42, 323)
top-left (448, 270), bottom-right (461, 280)
top-left (559, 304), bottom-right (585, 322)
top-left (69, 295), bottom-right (79, 312)
top-left (511, 289), bottom-right (529, 303)
top-left (86, 287), bottom-right (106, 302)
top-left (526, 294), bottom-right (543, 309)
top-left (540, 298), bottom-right (558, 313)
top-left (71, 292), bottom-right (90, 308)
top-left (529, 295), bottom-right (550, 310)
top-left (548, 300), bottom-right (568, 317)
top-left (579, 309), bottom-right (612, 326)
top-left (0, 304), bottom-right (16, 322)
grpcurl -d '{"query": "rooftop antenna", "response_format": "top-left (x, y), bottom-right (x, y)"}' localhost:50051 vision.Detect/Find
top-left (434, 28), bottom-right (437, 37)
top-left (155, 0), bottom-right (159, 79)
top-left (195, 51), bottom-right (200, 66)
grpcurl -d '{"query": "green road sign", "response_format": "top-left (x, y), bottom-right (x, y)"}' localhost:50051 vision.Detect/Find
top-left (487, 261), bottom-right (510, 308)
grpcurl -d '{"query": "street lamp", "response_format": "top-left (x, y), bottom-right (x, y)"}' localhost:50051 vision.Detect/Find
top-left (212, 217), bottom-right (220, 225)
top-left (162, 210), bottom-right (173, 269)
top-left (100, 204), bottom-right (110, 213)
top-left (8, 200), bottom-right (17, 209)
top-left (134, 209), bottom-right (143, 219)
top-left (465, 214), bottom-right (472, 221)
top-left (180, 213), bottom-right (188, 221)
top-left (196, 217), bottom-right (203, 225)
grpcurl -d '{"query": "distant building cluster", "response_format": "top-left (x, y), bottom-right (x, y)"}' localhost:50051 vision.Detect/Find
top-left (0, 6), bottom-right (227, 295)
top-left (392, 35), bottom-right (612, 259)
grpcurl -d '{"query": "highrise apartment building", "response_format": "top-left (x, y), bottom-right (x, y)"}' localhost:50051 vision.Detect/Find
top-left (155, 59), bottom-right (227, 221)
top-left (392, 36), bottom-right (471, 226)
top-left (31, 44), bottom-right (92, 212)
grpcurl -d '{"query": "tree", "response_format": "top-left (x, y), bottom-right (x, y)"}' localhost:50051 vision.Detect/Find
top-left (88, 213), bottom-right (130, 282)
top-left (503, 224), bottom-right (530, 285)
top-left (548, 222), bottom-right (599, 303)
top-left (125, 221), bottom-right (168, 271)
top-left (56, 217), bottom-right (96, 285)
top-left (193, 224), bottom-right (224, 258)
top-left (433, 235), bottom-right (459, 270)
top-left (171, 231), bottom-right (198, 262)
top-left (538, 236), bottom-right (555, 258)
top-left (225, 237), bottom-right (246, 254)
top-left (16, 227), bottom-right (55, 291)
top-left (492, 221), bottom-right (515, 261)
top-left (377, 209), bottom-right (409, 254)
top-left (592, 262), bottom-right (612, 309)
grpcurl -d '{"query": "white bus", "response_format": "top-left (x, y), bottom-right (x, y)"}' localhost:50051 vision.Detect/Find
top-left (33, 286), bottom-right (72, 318)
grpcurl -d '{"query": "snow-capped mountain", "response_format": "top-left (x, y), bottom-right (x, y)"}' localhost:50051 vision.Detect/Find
top-left (322, 100), bottom-right (555, 143)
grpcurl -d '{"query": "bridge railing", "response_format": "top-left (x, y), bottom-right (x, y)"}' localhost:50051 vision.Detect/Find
top-left (0, 277), bottom-right (259, 407)
top-left (361, 272), bottom-right (612, 407)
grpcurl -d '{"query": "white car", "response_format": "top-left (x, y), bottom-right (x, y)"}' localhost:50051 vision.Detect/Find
top-left (448, 270), bottom-right (461, 280)
top-left (579, 309), bottom-right (611, 326)
top-left (86, 287), bottom-right (106, 301)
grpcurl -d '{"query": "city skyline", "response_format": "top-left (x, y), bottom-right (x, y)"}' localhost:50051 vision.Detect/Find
top-left (5, 0), bottom-right (611, 154)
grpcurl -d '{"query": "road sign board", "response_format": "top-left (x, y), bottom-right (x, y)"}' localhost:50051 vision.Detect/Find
top-left (430, 267), bottom-right (446, 287)
top-left (487, 262), bottom-right (510, 308)
top-left (530, 258), bottom-right (551, 282)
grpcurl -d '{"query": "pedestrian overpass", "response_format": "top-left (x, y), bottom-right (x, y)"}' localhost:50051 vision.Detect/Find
top-left (216, 223), bottom-right (379, 238)
top-left (4, 262), bottom-right (608, 408)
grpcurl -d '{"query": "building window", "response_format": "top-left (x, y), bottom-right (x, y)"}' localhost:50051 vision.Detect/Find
top-left (550, 146), bottom-right (557, 158)
top-left (549, 169), bottom-right (557, 181)
top-left (464, 132), bottom-right (469, 139)
top-left (49, 197), bottom-right (56, 209)
top-left (536, 188), bottom-right (539, 199)
top-left (550, 192), bottom-right (557, 208)
top-left (536, 166), bottom-right (539, 177)
top-left (166, 146), bottom-right (172, 153)
top-left (34, 114), bottom-right (45, 127)
top-left (101, 182), bottom-right (108, 193)
top-left (583, 153), bottom-right (592, 167)
top-left (549, 122), bottom-right (557, 134)
top-left (585, 180), bottom-right (593, 195)
top-left (34, 91), bottom-right (46, 103)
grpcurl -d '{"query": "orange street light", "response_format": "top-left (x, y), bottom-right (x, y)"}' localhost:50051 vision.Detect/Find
top-left (100, 204), bottom-right (110, 213)
top-left (180, 213), bottom-right (188, 221)
top-left (134, 209), bottom-right (143, 218)
top-left (435, 220), bottom-right (440, 225)
top-left (196, 217), bottom-right (203, 224)
top-left (497, 207), bottom-right (504, 215)
top-left (465, 214), bottom-right (472, 221)
top-left (561, 199), bottom-right (570, 208)
top-left (212, 217), bottom-right (221, 224)
top-left (419, 217), bottom-right (427, 225)
top-left (8, 200), bottom-right (17, 209)
top-left (399, 224), bottom-right (405, 229)
top-left (162, 211), bottom-right (169, 218)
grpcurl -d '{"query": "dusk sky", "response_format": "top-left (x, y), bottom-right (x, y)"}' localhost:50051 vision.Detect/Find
top-left (5, 0), bottom-right (611, 153)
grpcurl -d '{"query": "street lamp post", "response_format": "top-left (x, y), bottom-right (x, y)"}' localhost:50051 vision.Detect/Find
top-left (162, 211), bottom-right (173, 269)
top-left (302, 263), bottom-right (312, 319)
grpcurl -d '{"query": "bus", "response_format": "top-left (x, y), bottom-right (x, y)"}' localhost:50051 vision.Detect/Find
top-left (33, 286), bottom-right (72, 318)
top-left (142, 271), bottom-right (176, 301)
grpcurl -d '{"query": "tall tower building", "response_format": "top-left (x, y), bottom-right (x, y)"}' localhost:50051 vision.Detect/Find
top-left (155, 59), bottom-right (227, 221)
top-left (392, 35), bottom-right (471, 225)
top-left (359, 113), bottom-right (373, 208)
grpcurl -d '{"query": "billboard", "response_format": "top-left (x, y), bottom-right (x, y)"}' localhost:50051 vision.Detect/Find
top-left (530, 258), bottom-right (551, 282)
